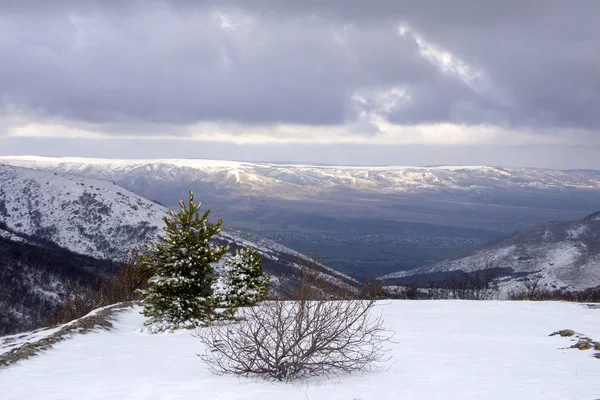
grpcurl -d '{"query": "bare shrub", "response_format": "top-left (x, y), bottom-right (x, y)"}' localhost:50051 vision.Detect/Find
top-left (438, 257), bottom-right (500, 300)
top-left (97, 252), bottom-right (153, 304)
top-left (425, 284), bottom-right (451, 300)
top-left (47, 252), bottom-right (151, 325)
top-left (506, 273), bottom-right (545, 300)
top-left (387, 284), bottom-right (427, 300)
top-left (521, 273), bottom-right (546, 300)
top-left (197, 256), bottom-right (392, 381)
top-left (359, 277), bottom-right (387, 300)
top-left (47, 284), bottom-right (101, 326)
top-left (508, 284), bottom-right (600, 302)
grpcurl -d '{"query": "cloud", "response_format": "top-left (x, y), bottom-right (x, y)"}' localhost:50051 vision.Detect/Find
top-left (0, 0), bottom-right (598, 151)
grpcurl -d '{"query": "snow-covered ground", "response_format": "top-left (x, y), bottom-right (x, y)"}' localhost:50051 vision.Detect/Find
top-left (0, 326), bottom-right (63, 356)
top-left (1, 301), bottom-right (599, 399)
top-left (0, 304), bottom-right (126, 357)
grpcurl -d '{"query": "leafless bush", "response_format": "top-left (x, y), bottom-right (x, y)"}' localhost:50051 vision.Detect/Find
top-left (356, 277), bottom-right (387, 300)
top-left (386, 284), bottom-right (428, 299)
top-left (520, 273), bottom-right (545, 300)
top-left (425, 284), bottom-right (451, 300)
top-left (437, 257), bottom-right (500, 300)
top-left (97, 252), bottom-right (153, 304)
top-left (47, 252), bottom-right (152, 325)
top-left (46, 284), bottom-right (101, 326)
top-left (507, 283), bottom-right (600, 302)
top-left (197, 256), bottom-right (392, 381)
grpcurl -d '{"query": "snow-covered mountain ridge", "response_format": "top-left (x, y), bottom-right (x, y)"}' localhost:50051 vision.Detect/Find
top-left (0, 164), bottom-right (164, 260)
top-left (0, 164), bottom-right (354, 295)
top-left (383, 212), bottom-right (600, 292)
top-left (4, 155), bottom-right (600, 238)
top-left (2, 155), bottom-right (600, 195)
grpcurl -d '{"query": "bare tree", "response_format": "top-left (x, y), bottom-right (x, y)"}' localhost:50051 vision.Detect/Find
top-left (517, 273), bottom-right (546, 300)
top-left (466, 260), bottom-right (501, 300)
top-left (47, 251), bottom-right (152, 326)
top-left (441, 255), bottom-right (500, 300)
top-left (388, 284), bottom-right (424, 300)
top-left (196, 256), bottom-right (392, 381)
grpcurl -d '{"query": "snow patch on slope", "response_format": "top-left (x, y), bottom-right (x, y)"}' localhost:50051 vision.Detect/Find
top-left (567, 224), bottom-right (588, 239)
top-left (0, 228), bottom-right (28, 244)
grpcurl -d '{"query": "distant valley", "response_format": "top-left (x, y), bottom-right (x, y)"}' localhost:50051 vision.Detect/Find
top-left (3, 156), bottom-right (600, 276)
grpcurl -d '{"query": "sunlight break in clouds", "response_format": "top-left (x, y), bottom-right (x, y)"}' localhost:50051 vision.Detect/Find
top-left (397, 23), bottom-right (490, 95)
top-left (5, 118), bottom-right (575, 147)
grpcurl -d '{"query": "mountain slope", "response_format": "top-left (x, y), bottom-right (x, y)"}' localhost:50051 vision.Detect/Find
top-left (0, 163), bottom-right (344, 269)
top-left (383, 212), bottom-right (600, 292)
top-left (0, 164), bottom-right (355, 326)
top-left (0, 164), bottom-right (164, 261)
top-left (0, 226), bottom-right (120, 335)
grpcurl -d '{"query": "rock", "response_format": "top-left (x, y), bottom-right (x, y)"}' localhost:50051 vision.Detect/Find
top-left (571, 340), bottom-right (593, 350)
top-left (550, 329), bottom-right (575, 337)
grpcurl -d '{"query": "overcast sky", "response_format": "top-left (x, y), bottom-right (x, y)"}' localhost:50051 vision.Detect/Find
top-left (1, 0), bottom-right (599, 168)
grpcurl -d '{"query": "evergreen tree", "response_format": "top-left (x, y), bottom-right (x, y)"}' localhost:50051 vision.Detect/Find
top-left (214, 247), bottom-right (270, 308)
top-left (140, 190), bottom-right (229, 332)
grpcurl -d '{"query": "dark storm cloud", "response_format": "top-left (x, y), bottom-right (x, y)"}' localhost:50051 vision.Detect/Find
top-left (0, 0), bottom-right (599, 133)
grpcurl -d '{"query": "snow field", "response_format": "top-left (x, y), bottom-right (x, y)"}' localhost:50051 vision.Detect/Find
top-left (1, 301), bottom-right (599, 400)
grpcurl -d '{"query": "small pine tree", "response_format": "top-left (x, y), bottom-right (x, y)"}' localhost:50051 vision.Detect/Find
top-left (214, 247), bottom-right (270, 308)
top-left (140, 190), bottom-right (229, 332)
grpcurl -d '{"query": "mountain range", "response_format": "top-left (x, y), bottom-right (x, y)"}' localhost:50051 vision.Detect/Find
top-left (3, 156), bottom-right (600, 196)
top-left (2, 156), bottom-right (600, 275)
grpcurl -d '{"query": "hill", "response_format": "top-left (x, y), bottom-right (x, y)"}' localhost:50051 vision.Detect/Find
top-left (0, 164), bottom-right (164, 260)
top-left (3, 156), bottom-right (600, 197)
top-left (383, 212), bottom-right (600, 292)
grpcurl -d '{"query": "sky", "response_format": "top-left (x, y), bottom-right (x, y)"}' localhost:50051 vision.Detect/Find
top-left (1, 0), bottom-right (599, 168)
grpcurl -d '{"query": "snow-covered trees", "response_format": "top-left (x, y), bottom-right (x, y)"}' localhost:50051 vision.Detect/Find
top-left (140, 190), bottom-right (270, 332)
top-left (140, 190), bottom-right (229, 332)
top-left (213, 247), bottom-right (270, 308)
